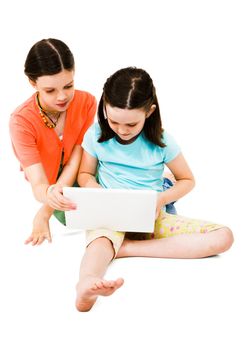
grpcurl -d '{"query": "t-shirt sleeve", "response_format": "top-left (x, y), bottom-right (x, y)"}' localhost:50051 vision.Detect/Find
top-left (82, 124), bottom-right (98, 158)
top-left (162, 131), bottom-right (181, 163)
top-left (9, 115), bottom-right (41, 168)
top-left (76, 94), bottom-right (97, 144)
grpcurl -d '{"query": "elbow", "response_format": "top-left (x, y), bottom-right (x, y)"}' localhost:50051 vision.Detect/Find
top-left (191, 176), bottom-right (196, 190)
top-left (77, 173), bottom-right (82, 187)
top-left (184, 175), bottom-right (195, 193)
top-left (77, 172), bottom-right (87, 187)
top-left (32, 189), bottom-right (43, 204)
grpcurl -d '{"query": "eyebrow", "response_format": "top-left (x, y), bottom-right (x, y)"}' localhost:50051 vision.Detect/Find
top-left (44, 80), bottom-right (74, 89)
top-left (108, 117), bottom-right (137, 125)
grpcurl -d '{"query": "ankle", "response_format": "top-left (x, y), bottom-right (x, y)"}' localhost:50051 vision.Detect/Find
top-left (77, 273), bottom-right (98, 285)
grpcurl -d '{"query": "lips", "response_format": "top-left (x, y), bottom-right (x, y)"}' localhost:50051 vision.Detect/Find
top-left (56, 101), bottom-right (68, 108)
top-left (119, 134), bottom-right (131, 138)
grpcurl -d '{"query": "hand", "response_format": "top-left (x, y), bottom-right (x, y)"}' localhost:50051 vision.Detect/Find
top-left (46, 184), bottom-right (76, 211)
top-left (155, 192), bottom-right (165, 220)
top-left (25, 211), bottom-right (52, 246)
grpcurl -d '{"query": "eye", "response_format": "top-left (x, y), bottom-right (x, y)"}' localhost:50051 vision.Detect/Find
top-left (45, 89), bottom-right (54, 93)
top-left (64, 85), bottom-right (73, 89)
top-left (109, 120), bottom-right (118, 125)
top-left (127, 124), bottom-right (137, 127)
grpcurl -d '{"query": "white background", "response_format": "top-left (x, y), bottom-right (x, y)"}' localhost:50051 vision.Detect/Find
top-left (0, 1), bottom-right (240, 349)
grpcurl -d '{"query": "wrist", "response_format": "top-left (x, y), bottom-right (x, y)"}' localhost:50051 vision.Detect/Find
top-left (46, 184), bottom-right (55, 201)
top-left (34, 205), bottom-right (53, 221)
top-left (157, 192), bottom-right (166, 207)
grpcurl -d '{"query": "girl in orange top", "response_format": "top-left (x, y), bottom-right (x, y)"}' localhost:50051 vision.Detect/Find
top-left (9, 38), bottom-right (96, 244)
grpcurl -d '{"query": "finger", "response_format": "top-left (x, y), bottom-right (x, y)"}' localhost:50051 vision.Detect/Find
top-left (25, 236), bottom-right (33, 244)
top-left (48, 201), bottom-right (75, 211)
top-left (36, 236), bottom-right (45, 245)
top-left (44, 232), bottom-right (52, 243)
top-left (94, 281), bottom-right (104, 289)
top-left (48, 196), bottom-right (76, 210)
top-left (47, 197), bottom-right (70, 210)
top-left (31, 236), bottom-right (40, 246)
top-left (103, 280), bottom-right (114, 288)
top-left (47, 186), bottom-right (75, 208)
top-left (54, 191), bottom-right (76, 208)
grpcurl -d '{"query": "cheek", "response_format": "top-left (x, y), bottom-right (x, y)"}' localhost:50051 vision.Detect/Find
top-left (135, 123), bottom-right (145, 133)
top-left (107, 121), bottom-right (115, 130)
top-left (64, 89), bottom-right (75, 102)
top-left (68, 88), bottom-right (75, 98)
top-left (40, 94), bottom-right (51, 105)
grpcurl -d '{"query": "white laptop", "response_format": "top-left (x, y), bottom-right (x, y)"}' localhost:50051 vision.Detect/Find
top-left (63, 187), bottom-right (157, 232)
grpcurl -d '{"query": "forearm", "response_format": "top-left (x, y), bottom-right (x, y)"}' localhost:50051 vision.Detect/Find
top-left (56, 145), bottom-right (82, 186)
top-left (24, 164), bottom-right (50, 203)
top-left (34, 154), bottom-right (80, 199)
top-left (78, 173), bottom-right (102, 188)
top-left (159, 178), bottom-right (195, 206)
top-left (34, 203), bottom-right (54, 221)
top-left (32, 183), bottom-right (49, 203)
top-left (56, 163), bottom-right (79, 187)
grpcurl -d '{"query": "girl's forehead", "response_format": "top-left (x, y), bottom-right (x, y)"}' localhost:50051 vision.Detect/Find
top-left (105, 104), bottom-right (145, 122)
top-left (36, 70), bottom-right (74, 88)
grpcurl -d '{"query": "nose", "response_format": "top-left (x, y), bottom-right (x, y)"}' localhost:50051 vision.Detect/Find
top-left (118, 126), bottom-right (129, 135)
top-left (57, 90), bottom-right (67, 102)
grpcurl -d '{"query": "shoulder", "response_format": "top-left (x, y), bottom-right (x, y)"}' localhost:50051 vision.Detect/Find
top-left (11, 94), bottom-right (36, 117)
top-left (82, 122), bottom-right (101, 156)
top-left (85, 122), bottom-right (101, 137)
top-left (83, 123), bottom-right (101, 147)
top-left (10, 94), bottom-right (37, 130)
top-left (161, 130), bottom-right (178, 145)
top-left (161, 130), bottom-right (181, 162)
top-left (72, 90), bottom-right (97, 106)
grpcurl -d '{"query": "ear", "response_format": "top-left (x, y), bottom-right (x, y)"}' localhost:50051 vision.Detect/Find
top-left (146, 104), bottom-right (156, 118)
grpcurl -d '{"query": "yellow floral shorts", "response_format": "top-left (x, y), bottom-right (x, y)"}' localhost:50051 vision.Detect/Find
top-left (85, 211), bottom-right (224, 257)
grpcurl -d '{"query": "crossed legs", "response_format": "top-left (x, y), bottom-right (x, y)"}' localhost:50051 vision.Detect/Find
top-left (117, 227), bottom-right (234, 259)
top-left (75, 213), bottom-right (234, 312)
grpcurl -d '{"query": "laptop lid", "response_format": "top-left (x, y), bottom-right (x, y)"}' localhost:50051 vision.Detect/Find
top-left (63, 187), bottom-right (157, 233)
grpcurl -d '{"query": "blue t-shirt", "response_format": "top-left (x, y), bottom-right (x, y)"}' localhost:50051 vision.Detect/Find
top-left (82, 123), bottom-right (181, 192)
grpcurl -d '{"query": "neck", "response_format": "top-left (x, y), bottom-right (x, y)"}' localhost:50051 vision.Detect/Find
top-left (36, 93), bottom-right (59, 116)
top-left (115, 132), bottom-right (141, 145)
top-left (36, 93), bottom-right (61, 128)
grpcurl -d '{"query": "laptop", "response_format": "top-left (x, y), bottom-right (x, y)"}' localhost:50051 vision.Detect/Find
top-left (63, 187), bottom-right (157, 232)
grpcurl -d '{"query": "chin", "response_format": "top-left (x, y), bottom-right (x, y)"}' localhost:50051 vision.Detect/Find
top-left (119, 134), bottom-right (132, 139)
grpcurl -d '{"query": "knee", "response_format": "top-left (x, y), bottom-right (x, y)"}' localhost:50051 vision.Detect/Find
top-left (96, 236), bottom-right (114, 248)
top-left (216, 227), bottom-right (234, 254)
top-left (88, 236), bottom-right (115, 257)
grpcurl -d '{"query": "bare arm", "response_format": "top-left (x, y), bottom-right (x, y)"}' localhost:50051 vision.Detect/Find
top-left (157, 153), bottom-right (195, 213)
top-left (57, 145), bottom-right (82, 187)
top-left (77, 150), bottom-right (102, 188)
top-left (24, 145), bottom-right (82, 211)
top-left (25, 145), bottom-right (83, 245)
top-left (24, 163), bottom-right (49, 203)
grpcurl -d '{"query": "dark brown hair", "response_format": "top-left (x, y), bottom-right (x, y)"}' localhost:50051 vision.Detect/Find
top-left (98, 67), bottom-right (165, 147)
top-left (24, 38), bottom-right (75, 82)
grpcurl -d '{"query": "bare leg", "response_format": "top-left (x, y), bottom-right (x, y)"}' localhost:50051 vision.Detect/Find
top-left (117, 227), bottom-right (233, 259)
top-left (76, 237), bottom-right (124, 312)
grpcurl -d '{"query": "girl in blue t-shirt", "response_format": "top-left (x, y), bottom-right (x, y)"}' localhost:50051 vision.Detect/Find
top-left (75, 67), bottom-right (233, 312)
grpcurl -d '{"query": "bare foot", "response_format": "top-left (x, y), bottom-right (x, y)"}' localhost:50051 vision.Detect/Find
top-left (76, 276), bottom-right (124, 312)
